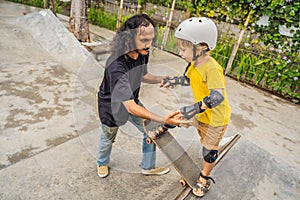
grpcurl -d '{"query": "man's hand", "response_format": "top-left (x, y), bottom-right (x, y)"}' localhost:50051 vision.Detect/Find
top-left (143, 73), bottom-right (167, 84)
top-left (163, 110), bottom-right (192, 126)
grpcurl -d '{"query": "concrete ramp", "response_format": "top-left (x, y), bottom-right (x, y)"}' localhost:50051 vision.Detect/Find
top-left (11, 9), bottom-right (90, 72)
top-left (0, 9), bottom-right (101, 169)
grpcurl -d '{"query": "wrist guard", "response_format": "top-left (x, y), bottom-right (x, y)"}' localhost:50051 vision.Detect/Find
top-left (180, 101), bottom-right (205, 119)
top-left (163, 76), bottom-right (190, 87)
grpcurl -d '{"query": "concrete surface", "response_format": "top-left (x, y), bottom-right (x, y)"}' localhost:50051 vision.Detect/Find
top-left (0, 1), bottom-right (299, 199)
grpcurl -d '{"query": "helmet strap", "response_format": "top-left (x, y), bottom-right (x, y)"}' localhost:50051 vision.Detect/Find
top-left (192, 46), bottom-right (198, 61)
top-left (193, 46), bottom-right (209, 61)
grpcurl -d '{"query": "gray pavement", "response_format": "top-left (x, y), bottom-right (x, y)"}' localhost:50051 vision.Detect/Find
top-left (0, 1), bottom-right (299, 199)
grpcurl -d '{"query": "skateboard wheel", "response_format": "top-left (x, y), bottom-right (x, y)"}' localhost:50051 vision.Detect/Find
top-left (179, 179), bottom-right (186, 187)
top-left (146, 137), bottom-right (152, 144)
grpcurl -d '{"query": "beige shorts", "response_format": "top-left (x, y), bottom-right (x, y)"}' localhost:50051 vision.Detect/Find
top-left (195, 120), bottom-right (227, 150)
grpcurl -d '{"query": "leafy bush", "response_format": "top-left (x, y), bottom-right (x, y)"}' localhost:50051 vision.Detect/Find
top-left (8, 0), bottom-right (44, 8)
top-left (88, 3), bottom-right (131, 31)
top-left (146, 0), bottom-right (300, 103)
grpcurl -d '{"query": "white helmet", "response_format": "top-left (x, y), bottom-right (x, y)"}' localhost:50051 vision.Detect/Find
top-left (175, 17), bottom-right (218, 50)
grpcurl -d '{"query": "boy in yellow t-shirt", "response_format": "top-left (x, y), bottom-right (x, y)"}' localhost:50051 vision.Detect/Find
top-left (163, 17), bottom-right (231, 197)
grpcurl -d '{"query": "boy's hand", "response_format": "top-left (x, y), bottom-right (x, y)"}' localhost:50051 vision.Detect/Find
top-left (180, 119), bottom-right (194, 128)
top-left (160, 76), bottom-right (175, 88)
top-left (161, 76), bottom-right (190, 88)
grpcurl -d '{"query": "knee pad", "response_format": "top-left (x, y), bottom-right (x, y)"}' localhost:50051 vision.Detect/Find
top-left (202, 147), bottom-right (218, 163)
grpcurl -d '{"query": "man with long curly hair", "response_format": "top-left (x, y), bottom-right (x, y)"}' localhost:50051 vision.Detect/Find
top-left (97, 14), bottom-right (184, 178)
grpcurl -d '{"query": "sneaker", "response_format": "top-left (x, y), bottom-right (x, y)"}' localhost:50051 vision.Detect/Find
top-left (141, 167), bottom-right (170, 175)
top-left (97, 165), bottom-right (109, 178)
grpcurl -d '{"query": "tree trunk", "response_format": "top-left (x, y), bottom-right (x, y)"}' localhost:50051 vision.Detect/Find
top-left (185, 0), bottom-right (194, 18)
top-left (116, 0), bottom-right (124, 29)
top-left (225, 12), bottom-right (251, 75)
top-left (161, 0), bottom-right (176, 50)
top-left (137, 0), bottom-right (142, 14)
top-left (44, 0), bottom-right (57, 16)
top-left (69, 0), bottom-right (91, 42)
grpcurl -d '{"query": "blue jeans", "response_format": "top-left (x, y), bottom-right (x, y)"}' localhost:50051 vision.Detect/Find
top-left (97, 114), bottom-right (156, 170)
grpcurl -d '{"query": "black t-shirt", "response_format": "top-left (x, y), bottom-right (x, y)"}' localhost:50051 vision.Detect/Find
top-left (98, 54), bottom-right (148, 127)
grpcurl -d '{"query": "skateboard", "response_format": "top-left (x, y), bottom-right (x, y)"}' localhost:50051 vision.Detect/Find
top-left (143, 119), bottom-right (241, 189)
top-left (143, 119), bottom-right (201, 188)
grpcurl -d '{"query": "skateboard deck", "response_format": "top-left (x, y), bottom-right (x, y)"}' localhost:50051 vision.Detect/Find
top-left (143, 119), bottom-right (201, 188)
top-left (143, 119), bottom-right (241, 190)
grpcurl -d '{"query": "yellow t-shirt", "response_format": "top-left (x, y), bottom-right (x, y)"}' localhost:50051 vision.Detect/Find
top-left (185, 57), bottom-right (231, 127)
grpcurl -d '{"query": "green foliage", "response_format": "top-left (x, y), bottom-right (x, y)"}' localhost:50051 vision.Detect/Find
top-left (8, 0), bottom-right (44, 8)
top-left (10, 0), bottom-right (300, 103)
top-left (88, 4), bottom-right (131, 31)
top-left (56, 1), bottom-right (70, 14)
top-left (155, 27), bottom-right (178, 52)
top-left (211, 31), bottom-right (235, 70)
top-left (157, 0), bottom-right (300, 56)
top-left (155, 26), bottom-right (165, 48)
top-left (147, 0), bottom-right (300, 103)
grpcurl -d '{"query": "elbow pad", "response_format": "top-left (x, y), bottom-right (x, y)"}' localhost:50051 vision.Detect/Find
top-left (203, 90), bottom-right (224, 109)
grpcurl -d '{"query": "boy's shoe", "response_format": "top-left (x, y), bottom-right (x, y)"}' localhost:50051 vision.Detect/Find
top-left (97, 165), bottom-right (109, 178)
top-left (141, 167), bottom-right (170, 175)
top-left (192, 179), bottom-right (212, 197)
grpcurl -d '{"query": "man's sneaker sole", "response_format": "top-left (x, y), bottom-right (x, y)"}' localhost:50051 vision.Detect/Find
top-left (141, 167), bottom-right (170, 175)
